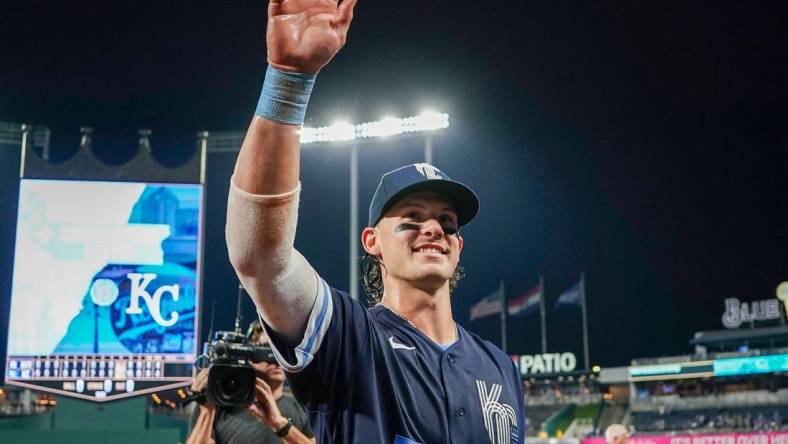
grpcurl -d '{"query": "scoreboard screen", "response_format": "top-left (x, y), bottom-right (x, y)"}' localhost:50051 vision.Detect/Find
top-left (629, 361), bottom-right (714, 381)
top-left (714, 354), bottom-right (788, 376)
top-left (629, 354), bottom-right (788, 382)
top-left (4, 179), bottom-right (203, 401)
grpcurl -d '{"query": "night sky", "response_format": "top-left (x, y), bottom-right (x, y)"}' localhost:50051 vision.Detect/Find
top-left (1, 1), bottom-right (786, 369)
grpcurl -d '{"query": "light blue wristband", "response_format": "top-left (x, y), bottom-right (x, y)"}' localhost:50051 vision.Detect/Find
top-left (255, 65), bottom-right (317, 125)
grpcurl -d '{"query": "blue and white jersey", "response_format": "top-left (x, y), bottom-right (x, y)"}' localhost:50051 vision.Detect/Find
top-left (264, 277), bottom-right (526, 444)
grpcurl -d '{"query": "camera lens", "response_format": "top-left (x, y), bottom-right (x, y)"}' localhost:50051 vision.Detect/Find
top-left (207, 364), bottom-right (256, 408)
top-left (219, 375), bottom-right (242, 396)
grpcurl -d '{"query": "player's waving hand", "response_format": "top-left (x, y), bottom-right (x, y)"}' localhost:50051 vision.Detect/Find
top-left (267, 0), bottom-right (358, 73)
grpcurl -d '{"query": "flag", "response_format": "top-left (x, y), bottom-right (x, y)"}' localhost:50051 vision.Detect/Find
top-left (556, 281), bottom-right (582, 308)
top-left (470, 288), bottom-right (503, 321)
top-left (508, 283), bottom-right (542, 317)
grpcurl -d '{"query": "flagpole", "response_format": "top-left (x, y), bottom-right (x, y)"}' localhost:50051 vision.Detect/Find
top-left (580, 272), bottom-right (590, 371)
top-left (500, 280), bottom-right (507, 353)
top-left (540, 276), bottom-right (547, 354)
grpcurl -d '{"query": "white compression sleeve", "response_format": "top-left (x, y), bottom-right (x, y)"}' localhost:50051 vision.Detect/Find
top-left (225, 177), bottom-right (318, 341)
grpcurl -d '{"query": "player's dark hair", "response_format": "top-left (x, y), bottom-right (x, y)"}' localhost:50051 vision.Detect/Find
top-left (360, 254), bottom-right (465, 305)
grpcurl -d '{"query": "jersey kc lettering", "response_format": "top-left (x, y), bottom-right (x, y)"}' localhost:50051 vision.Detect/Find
top-left (476, 380), bottom-right (518, 444)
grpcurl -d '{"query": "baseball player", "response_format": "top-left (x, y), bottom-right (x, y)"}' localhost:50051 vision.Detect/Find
top-left (226, 1), bottom-right (525, 443)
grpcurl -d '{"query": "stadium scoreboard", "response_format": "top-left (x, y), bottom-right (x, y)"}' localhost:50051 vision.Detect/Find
top-left (629, 354), bottom-right (788, 382)
top-left (4, 179), bottom-right (204, 401)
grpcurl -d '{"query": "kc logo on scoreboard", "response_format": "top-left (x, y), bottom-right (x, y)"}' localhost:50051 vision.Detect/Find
top-left (125, 273), bottom-right (180, 327)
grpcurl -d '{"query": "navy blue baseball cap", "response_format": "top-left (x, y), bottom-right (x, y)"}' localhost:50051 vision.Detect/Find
top-left (368, 163), bottom-right (479, 228)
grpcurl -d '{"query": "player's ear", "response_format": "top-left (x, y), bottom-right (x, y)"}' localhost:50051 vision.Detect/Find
top-left (361, 226), bottom-right (380, 255)
top-left (456, 234), bottom-right (464, 254)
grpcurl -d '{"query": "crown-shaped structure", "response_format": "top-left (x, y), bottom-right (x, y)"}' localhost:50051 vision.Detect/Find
top-left (20, 126), bottom-right (207, 184)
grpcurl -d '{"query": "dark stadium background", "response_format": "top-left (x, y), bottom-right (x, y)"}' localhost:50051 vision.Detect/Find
top-left (0, 1), bottom-right (786, 370)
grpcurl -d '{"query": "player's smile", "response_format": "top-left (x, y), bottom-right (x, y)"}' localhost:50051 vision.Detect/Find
top-left (412, 242), bottom-right (448, 257)
top-left (398, 223), bottom-right (453, 260)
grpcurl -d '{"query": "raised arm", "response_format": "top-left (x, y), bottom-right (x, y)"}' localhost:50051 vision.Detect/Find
top-left (227, 0), bottom-right (357, 341)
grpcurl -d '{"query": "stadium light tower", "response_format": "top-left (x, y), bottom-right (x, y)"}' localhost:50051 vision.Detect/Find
top-left (299, 111), bottom-right (450, 300)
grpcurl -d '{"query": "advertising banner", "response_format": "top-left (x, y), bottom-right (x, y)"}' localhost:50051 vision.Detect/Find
top-left (583, 432), bottom-right (788, 444)
top-left (513, 353), bottom-right (577, 375)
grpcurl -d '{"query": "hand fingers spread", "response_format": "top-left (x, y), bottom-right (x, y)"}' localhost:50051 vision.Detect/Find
top-left (256, 378), bottom-right (273, 395)
top-left (334, 0), bottom-right (357, 29)
top-left (254, 384), bottom-right (266, 401)
top-left (254, 380), bottom-right (275, 406)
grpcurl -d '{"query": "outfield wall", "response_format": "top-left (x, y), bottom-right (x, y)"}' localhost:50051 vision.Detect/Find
top-left (584, 431), bottom-right (788, 444)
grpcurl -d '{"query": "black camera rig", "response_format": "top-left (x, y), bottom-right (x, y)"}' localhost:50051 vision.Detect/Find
top-left (196, 330), bottom-right (276, 408)
top-left (190, 285), bottom-right (278, 408)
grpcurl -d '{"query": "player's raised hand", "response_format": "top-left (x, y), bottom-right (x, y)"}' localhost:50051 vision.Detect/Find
top-left (267, 0), bottom-right (358, 74)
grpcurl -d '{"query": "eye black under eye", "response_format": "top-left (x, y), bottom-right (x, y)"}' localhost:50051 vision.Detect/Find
top-left (443, 226), bottom-right (459, 236)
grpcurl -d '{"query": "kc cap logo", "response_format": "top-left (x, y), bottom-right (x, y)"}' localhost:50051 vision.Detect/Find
top-left (414, 163), bottom-right (443, 180)
top-left (368, 163), bottom-right (479, 227)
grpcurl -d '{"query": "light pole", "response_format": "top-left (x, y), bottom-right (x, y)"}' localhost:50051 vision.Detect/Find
top-left (349, 142), bottom-right (359, 300)
top-left (299, 112), bottom-right (450, 299)
top-left (424, 134), bottom-right (433, 164)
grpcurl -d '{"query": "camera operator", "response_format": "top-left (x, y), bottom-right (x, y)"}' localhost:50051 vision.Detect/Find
top-left (187, 321), bottom-right (315, 444)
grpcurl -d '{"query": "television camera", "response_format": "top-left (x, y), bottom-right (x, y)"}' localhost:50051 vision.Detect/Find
top-left (196, 329), bottom-right (277, 408)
